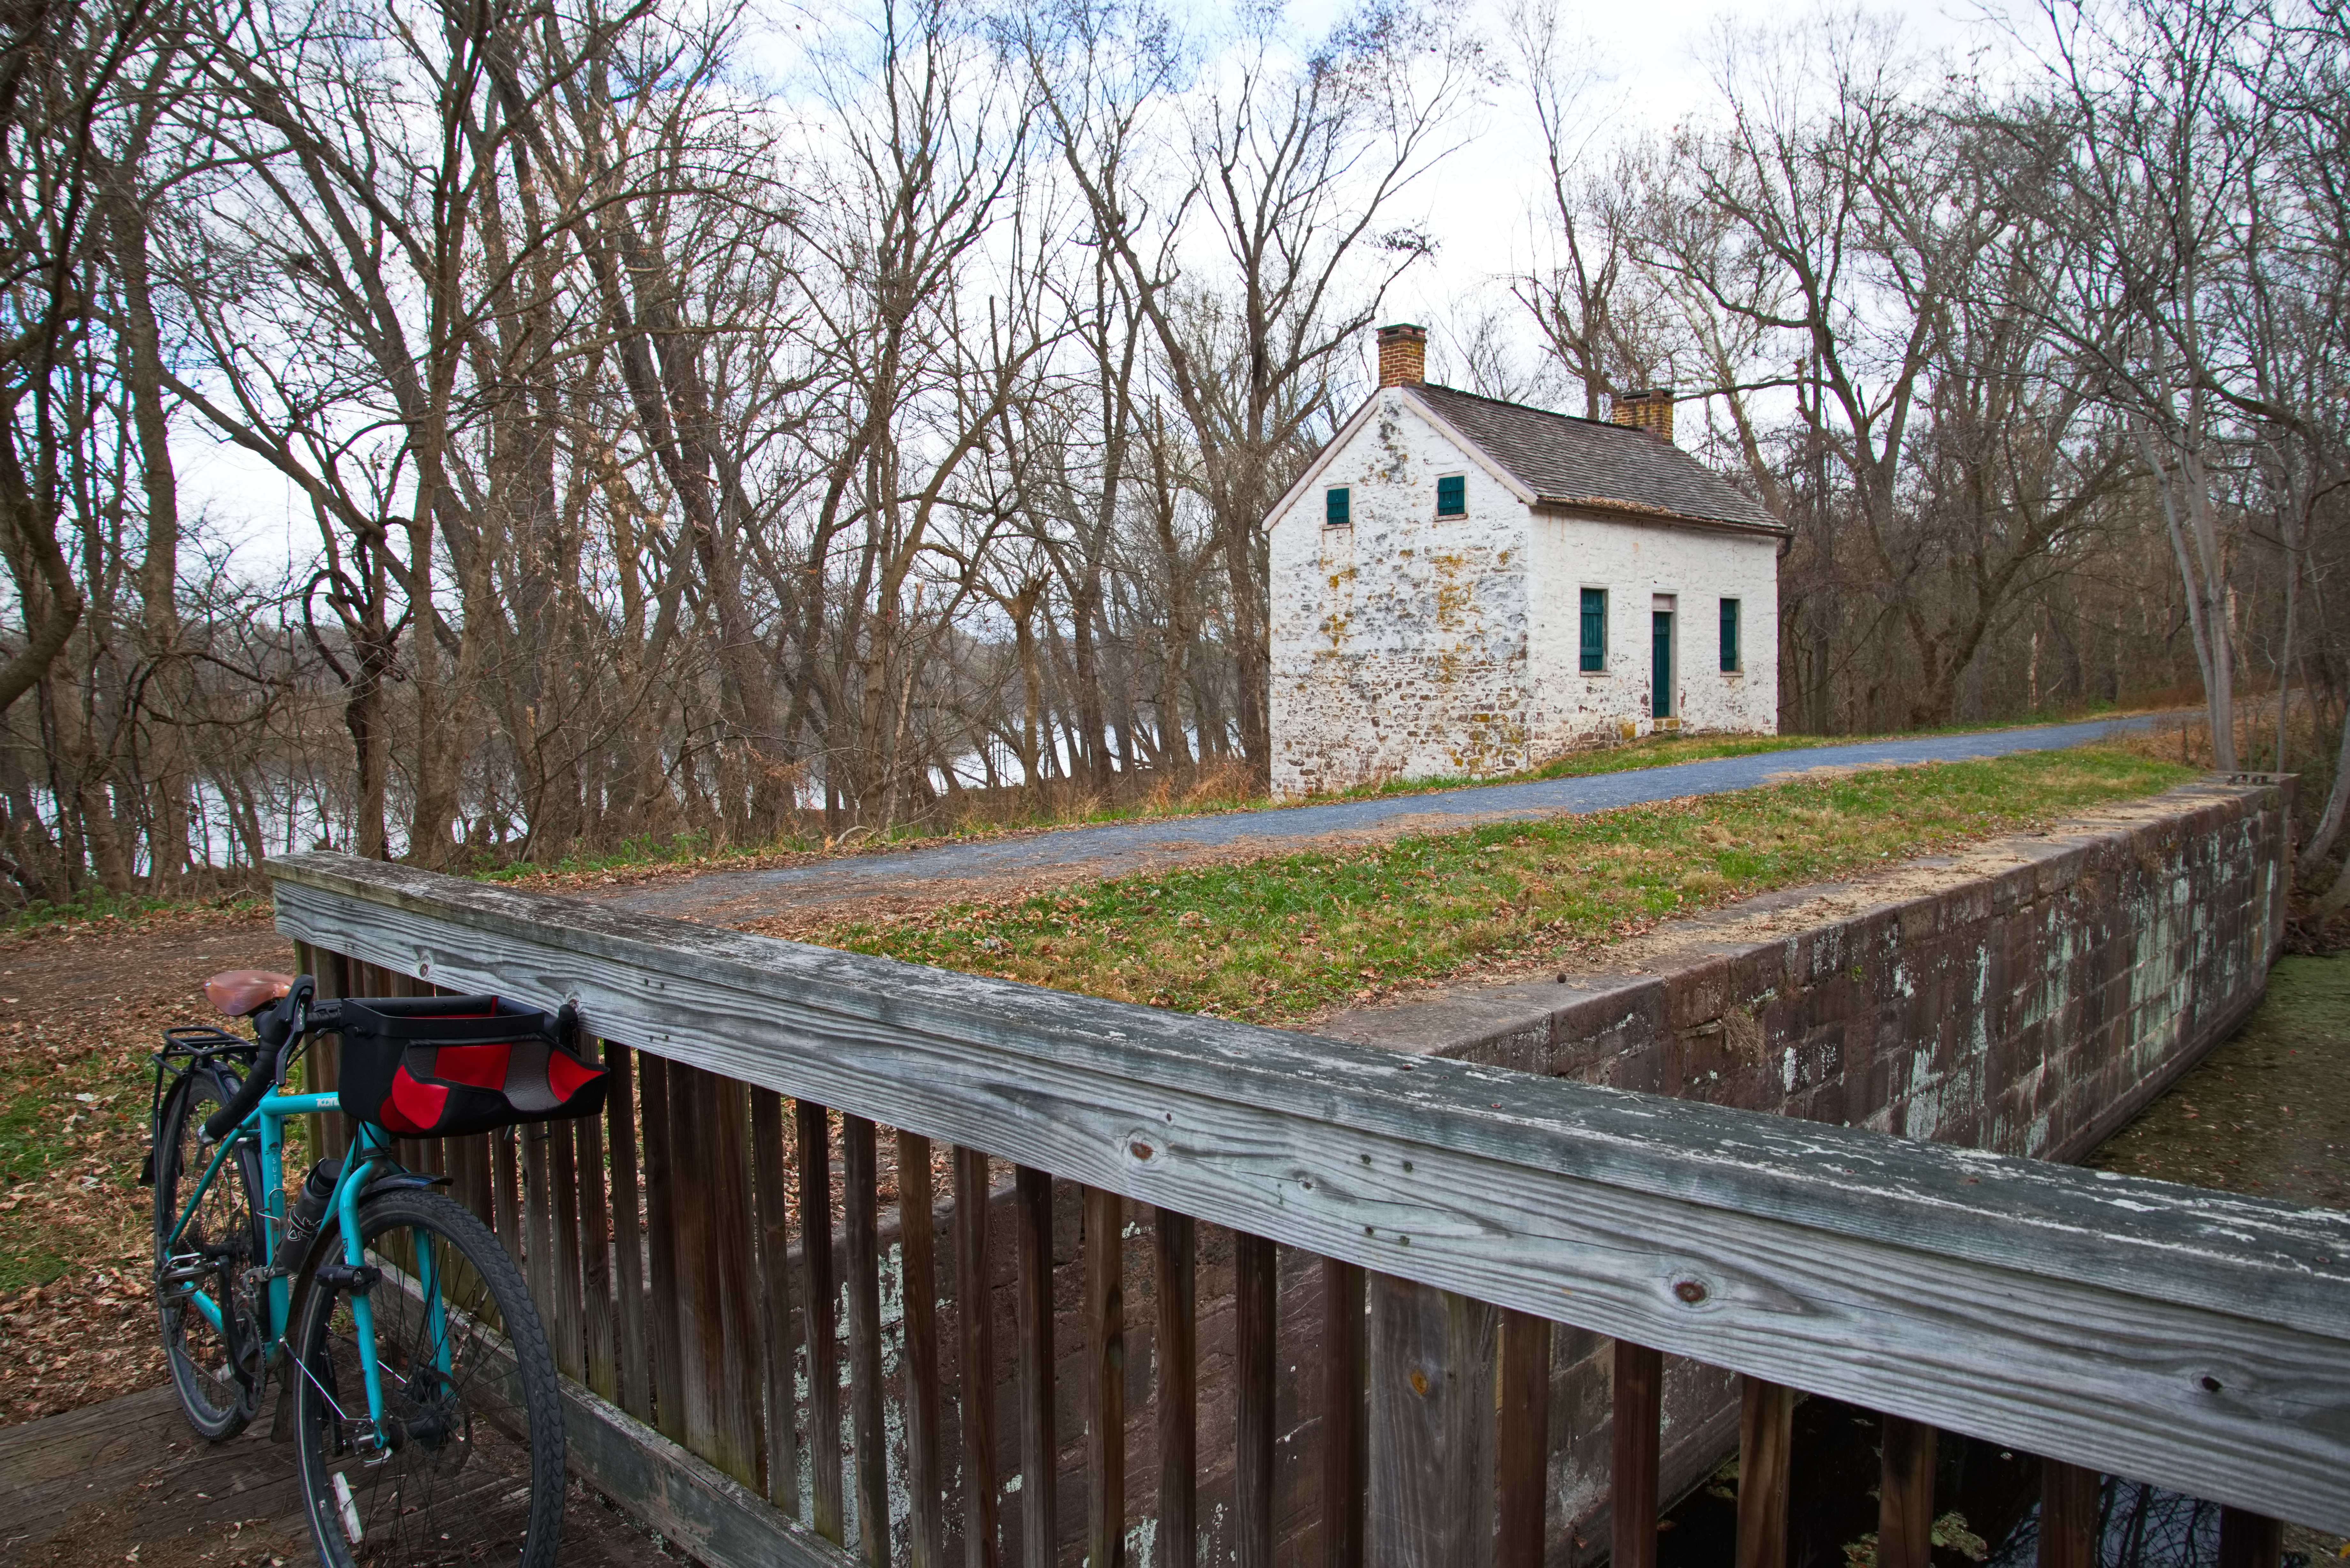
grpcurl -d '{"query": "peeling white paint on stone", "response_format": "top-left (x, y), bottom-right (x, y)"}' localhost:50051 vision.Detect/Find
top-left (1267, 388), bottom-right (1779, 796)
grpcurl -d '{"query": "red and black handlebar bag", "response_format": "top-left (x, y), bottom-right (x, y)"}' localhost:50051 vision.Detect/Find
top-left (335, 995), bottom-right (606, 1138)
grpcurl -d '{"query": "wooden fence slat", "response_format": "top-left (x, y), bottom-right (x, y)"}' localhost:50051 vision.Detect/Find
top-left (604, 1042), bottom-right (655, 1424)
top-left (1877, 1416), bottom-right (1936, 1568)
top-left (753, 1089), bottom-right (804, 1517)
top-left (1234, 1231), bottom-right (1277, 1568)
top-left (1367, 1275), bottom-right (1496, 1568)
top-left (666, 1063), bottom-right (717, 1458)
top-left (1321, 1258), bottom-right (1366, 1568)
top-left (297, 942), bottom-right (347, 1164)
top-left (492, 1125), bottom-right (523, 1268)
top-left (1085, 1187), bottom-right (1125, 1568)
top-left (639, 1051), bottom-right (686, 1443)
top-left (1611, 1342), bottom-right (1663, 1568)
top-left (899, 1131), bottom-right (945, 1568)
top-left (1735, 1376), bottom-right (1793, 1568)
top-left (1154, 1210), bottom-right (1196, 1568)
top-left (548, 1116), bottom-right (587, 1382)
top-left (800, 1099), bottom-right (846, 1546)
top-left (577, 1103), bottom-right (618, 1404)
top-left (955, 1147), bottom-right (1000, 1568)
top-left (1015, 1166), bottom-right (1056, 1568)
top-left (844, 1115), bottom-right (888, 1565)
top-left (678, 1065), bottom-right (764, 1487)
top-left (1494, 1308), bottom-right (1551, 1568)
top-left (2217, 1508), bottom-right (2283, 1568)
top-left (2037, 1461), bottom-right (2100, 1568)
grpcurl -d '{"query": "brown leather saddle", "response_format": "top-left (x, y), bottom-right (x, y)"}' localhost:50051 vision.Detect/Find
top-left (204, 969), bottom-right (294, 1020)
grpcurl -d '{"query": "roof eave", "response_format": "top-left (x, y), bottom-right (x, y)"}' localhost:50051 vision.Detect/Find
top-left (1531, 495), bottom-right (1790, 537)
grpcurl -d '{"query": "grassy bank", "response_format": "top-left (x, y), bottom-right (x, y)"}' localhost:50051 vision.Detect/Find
top-left (805, 747), bottom-right (2194, 1026)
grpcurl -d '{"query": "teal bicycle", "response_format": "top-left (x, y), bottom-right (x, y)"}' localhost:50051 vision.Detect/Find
top-left (148, 971), bottom-right (602, 1567)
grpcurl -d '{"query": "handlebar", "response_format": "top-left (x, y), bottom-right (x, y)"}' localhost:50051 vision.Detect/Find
top-left (200, 976), bottom-right (319, 1141)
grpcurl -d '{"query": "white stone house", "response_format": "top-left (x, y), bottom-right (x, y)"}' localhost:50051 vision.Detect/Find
top-left (1268, 325), bottom-right (1785, 798)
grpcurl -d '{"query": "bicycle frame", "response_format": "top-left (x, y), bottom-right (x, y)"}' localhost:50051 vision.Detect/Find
top-left (162, 1081), bottom-right (453, 1454)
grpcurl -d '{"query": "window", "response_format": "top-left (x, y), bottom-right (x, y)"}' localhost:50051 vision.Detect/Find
top-left (1436, 474), bottom-right (1466, 517)
top-left (1325, 487), bottom-right (1351, 527)
top-left (1580, 588), bottom-right (1607, 672)
top-left (1720, 598), bottom-right (1741, 672)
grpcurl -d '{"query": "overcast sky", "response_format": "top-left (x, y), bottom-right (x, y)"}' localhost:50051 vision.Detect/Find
top-left (176, 0), bottom-right (2008, 577)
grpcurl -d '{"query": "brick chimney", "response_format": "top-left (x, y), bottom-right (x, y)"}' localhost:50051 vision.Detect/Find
top-left (1376, 323), bottom-right (1427, 388)
top-left (1610, 388), bottom-right (1675, 443)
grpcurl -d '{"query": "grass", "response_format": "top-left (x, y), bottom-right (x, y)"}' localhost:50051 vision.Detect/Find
top-left (806, 746), bottom-right (2195, 1027)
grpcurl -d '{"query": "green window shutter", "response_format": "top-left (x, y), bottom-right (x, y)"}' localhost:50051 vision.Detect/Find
top-left (1580, 589), bottom-right (1606, 672)
top-left (1325, 487), bottom-right (1351, 526)
top-left (1720, 598), bottom-right (1740, 671)
top-left (1436, 475), bottom-right (1466, 516)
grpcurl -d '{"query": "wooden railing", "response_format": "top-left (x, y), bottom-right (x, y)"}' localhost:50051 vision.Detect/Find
top-left (265, 851), bottom-right (2350, 1567)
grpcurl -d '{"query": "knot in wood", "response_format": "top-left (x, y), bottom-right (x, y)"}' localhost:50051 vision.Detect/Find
top-left (1129, 1140), bottom-right (1154, 1161)
top-left (1673, 1278), bottom-right (1708, 1305)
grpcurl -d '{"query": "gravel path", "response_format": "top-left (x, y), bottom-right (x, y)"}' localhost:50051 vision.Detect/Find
top-left (607, 713), bottom-right (2177, 925)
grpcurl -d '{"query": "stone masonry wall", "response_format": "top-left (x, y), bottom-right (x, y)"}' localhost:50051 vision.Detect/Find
top-left (1268, 391), bottom-right (1781, 799)
top-left (1521, 511), bottom-right (1779, 751)
top-left (1320, 776), bottom-right (2292, 1560)
top-left (1269, 391), bottom-right (1533, 797)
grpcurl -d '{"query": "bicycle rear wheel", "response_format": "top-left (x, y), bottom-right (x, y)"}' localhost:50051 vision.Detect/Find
top-left (289, 1186), bottom-right (565, 1568)
top-left (151, 1062), bottom-right (267, 1440)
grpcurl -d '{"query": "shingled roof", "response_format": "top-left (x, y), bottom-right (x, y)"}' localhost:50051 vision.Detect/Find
top-left (1405, 383), bottom-right (1782, 533)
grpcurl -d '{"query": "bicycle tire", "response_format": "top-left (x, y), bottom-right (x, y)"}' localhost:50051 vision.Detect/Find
top-left (289, 1187), bottom-right (565, 1568)
top-left (151, 1062), bottom-right (268, 1440)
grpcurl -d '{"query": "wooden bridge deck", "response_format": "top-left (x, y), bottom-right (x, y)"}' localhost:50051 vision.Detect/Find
top-left (0, 1383), bottom-right (679, 1568)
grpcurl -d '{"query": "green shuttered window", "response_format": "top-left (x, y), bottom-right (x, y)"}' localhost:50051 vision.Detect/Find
top-left (1325, 487), bottom-right (1351, 527)
top-left (1436, 475), bottom-right (1466, 516)
top-left (1580, 588), bottom-right (1607, 672)
top-left (1720, 598), bottom-right (1741, 672)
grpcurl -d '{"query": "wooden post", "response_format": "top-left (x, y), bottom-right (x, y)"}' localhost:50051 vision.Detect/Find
top-left (1085, 1186), bottom-right (1125, 1568)
top-left (1322, 1258), bottom-right (1367, 1568)
top-left (899, 1131), bottom-right (945, 1568)
top-left (955, 1147), bottom-right (1000, 1568)
top-left (799, 1099), bottom-right (845, 1547)
top-left (844, 1115), bottom-right (888, 1564)
top-left (1735, 1377), bottom-right (1793, 1568)
top-left (693, 1067), bottom-right (764, 1489)
top-left (1234, 1231), bottom-right (1278, 1568)
top-left (1015, 1166), bottom-right (1056, 1568)
top-left (2037, 1460), bottom-right (2100, 1568)
top-left (1367, 1274), bottom-right (1497, 1568)
top-left (1494, 1309), bottom-right (1552, 1568)
top-left (2217, 1507), bottom-right (2283, 1568)
top-left (1154, 1209), bottom-right (1196, 1568)
top-left (1611, 1342), bottom-right (1663, 1568)
top-left (1877, 1416), bottom-right (1937, 1568)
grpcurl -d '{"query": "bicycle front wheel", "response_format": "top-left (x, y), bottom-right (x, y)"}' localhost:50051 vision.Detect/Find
top-left (289, 1187), bottom-right (565, 1568)
top-left (151, 1061), bottom-right (267, 1440)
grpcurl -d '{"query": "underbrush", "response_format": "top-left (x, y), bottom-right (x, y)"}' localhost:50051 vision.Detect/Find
top-left (807, 746), bottom-right (2194, 1026)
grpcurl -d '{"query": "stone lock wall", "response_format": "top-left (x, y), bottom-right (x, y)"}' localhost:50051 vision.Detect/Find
top-left (1321, 776), bottom-right (2292, 1558)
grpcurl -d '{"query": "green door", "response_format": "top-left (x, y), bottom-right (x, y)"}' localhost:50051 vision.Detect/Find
top-left (1652, 611), bottom-right (1673, 718)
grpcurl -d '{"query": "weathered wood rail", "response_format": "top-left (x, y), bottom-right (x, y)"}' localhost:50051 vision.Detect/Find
top-left (265, 851), bottom-right (2350, 1566)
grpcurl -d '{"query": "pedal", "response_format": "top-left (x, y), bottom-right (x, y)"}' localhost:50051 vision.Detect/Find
top-left (315, 1261), bottom-right (383, 1294)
